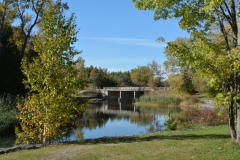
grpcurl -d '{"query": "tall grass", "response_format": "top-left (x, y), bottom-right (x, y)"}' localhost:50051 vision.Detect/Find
top-left (137, 95), bottom-right (183, 107)
top-left (0, 94), bottom-right (19, 135)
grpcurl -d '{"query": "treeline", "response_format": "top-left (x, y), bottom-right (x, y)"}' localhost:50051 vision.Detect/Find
top-left (74, 58), bottom-right (166, 89)
top-left (75, 56), bottom-right (211, 95)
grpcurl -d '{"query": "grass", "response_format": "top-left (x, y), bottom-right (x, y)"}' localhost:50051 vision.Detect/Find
top-left (1, 125), bottom-right (240, 160)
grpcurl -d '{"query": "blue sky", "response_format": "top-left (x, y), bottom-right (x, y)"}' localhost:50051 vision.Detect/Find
top-left (64, 0), bottom-right (189, 72)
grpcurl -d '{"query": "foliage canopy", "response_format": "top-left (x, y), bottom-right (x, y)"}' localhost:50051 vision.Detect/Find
top-left (133, 0), bottom-right (240, 142)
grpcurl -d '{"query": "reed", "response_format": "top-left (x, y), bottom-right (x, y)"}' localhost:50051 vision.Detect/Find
top-left (137, 95), bottom-right (182, 107)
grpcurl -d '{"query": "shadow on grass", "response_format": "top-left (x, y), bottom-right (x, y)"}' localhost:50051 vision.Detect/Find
top-left (135, 133), bottom-right (231, 143)
top-left (63, 133), bottom-right (231, 145)
top-left (1, 132), bottom-right (230, 148)
top-left (0, 133), bottom-right (231, 154)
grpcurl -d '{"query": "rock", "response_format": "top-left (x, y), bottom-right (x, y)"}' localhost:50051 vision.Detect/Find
top-left (0, 144), bottom-right (43, 155)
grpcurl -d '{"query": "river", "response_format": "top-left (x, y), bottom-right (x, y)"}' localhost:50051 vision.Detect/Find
top-left (58, 101), bottom-right (183, 142)
top-left (1, 101), bottom-right (185, 147)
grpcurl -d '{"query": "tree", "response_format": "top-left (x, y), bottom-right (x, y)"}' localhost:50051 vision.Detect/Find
top-left (166, 36), bottom-right (239, 138)
top-left (16, 0), bottom-right (86, 144)
top-left (0, 23), bottom-right (26, 94)
top-left (0, 0), bottom-right (16, 54)
top-left (164, 43), bottom-right (197, 94)
top-left (192, 71), bottom-right (209, 93)
top-left (0, 1), bottom-right (25, 94)
top-left (163, 41), bottom-right (182, 77)
top-left (147, 60), bottom-right (164, 87)
top-left (130, 63), bottom-right (163, 88)
top-left (132, 0), bottom-right (240, 142)
top-left (110, 71), bottom-right (133, 87)
top-left (16, 0), bottom-right (45, 59)
top-left (83, 66), bottom-right (118, 88)
top-left (74, 57), bottom-right (85, 78)
top-left (130, 66), bottom-right (153, 87)
top-left (0, 0), bottom-right (47, 95)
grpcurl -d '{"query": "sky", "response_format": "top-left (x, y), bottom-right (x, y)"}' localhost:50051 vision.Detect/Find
top-left (64, 0), bottom-right (189, 72)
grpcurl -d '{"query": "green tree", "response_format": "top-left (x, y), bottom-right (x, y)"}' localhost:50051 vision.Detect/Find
top-left (16, 0), bottom-right (86, 144)
top-left (0, 0), bottom-right (16, 54)
top-left (74, 57), bottom-right (85, 78)
top-left (180, 67), bottom-right (195, 94)
top-left (110, 71), bottom-right (133, 87)
top-left (147, 60), bottom-right (164, 87)
top-left (0, 21), bottom-right (27, 94)
top-left (166, 36), bottom-right (239, 140)
top-left (84, 66), bottom-right (117, 88)
top-left (192, 71), bottom-right (209, 93)
top-left (130, 66), bottom-right (153, 87)
top-left (164, 44), bottom-right (196, 95)
top-left (0, 1), bottom-right (25, 94)
top-left (132, 0), bottom-right (240, 142)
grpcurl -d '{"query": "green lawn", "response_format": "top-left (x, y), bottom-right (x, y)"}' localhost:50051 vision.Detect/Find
top-left (1, 125), bottom-right (240, 160)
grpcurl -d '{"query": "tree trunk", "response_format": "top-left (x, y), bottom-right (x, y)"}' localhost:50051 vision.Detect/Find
top-left (237, 102), bottom-right (240, 143)
top-left (236, 16), bottom-right (240, 143)
top-left (229, 100), bottom-right (236, 140)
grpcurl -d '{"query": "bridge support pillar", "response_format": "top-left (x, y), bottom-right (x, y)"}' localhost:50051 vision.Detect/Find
top-left (118, 98), bottom-right (122, 103)
top-left (132, 90), bottom-right (136, 103)
top-left (118, 90), bottom-right (122, 103)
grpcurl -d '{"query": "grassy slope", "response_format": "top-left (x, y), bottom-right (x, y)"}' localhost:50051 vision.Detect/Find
top-left (1, 125), bottom-right (240, 160)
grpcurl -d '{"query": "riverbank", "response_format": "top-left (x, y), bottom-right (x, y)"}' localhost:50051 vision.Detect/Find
top-left (1, 125), bottom-right (240, 160)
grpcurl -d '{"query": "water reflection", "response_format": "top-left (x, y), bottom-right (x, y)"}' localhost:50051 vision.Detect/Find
top-left (59, 101), bottom-right (182, 142)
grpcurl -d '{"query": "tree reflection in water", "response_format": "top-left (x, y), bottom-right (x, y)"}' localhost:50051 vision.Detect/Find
top-left (60, 101), bottom-right (184, 142)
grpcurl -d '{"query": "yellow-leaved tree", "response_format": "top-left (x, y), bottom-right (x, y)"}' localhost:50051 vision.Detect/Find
top-left (16, 0), bottom-right (87, 144)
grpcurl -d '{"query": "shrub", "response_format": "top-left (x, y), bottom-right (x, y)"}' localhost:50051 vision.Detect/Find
top-left (187, 108), bottom-right (228, 126)
top-left (0, 94), bottom-right (19, 135)
top-left (164, 113), bottom-right (177, 131)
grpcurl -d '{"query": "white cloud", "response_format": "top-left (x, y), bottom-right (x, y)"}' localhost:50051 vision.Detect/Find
top-left (80, 37), bottom-right (166, 48)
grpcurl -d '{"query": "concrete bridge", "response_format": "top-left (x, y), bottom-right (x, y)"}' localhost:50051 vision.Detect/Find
top-left (99, 87), bottom-right (168, 103)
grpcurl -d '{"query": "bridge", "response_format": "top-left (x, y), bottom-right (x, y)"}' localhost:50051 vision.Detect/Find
top-left (99, 87), bottom-right (168, 102)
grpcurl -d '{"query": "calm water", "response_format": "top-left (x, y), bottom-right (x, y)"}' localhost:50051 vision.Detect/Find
top-left (1, 101), bottom-right (184, 147)
top-left (59, 101), bottom-right (183, 142)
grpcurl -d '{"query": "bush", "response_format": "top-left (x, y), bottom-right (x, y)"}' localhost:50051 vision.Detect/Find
top-left (164, 112), bottom-right (177, 130)
top-left (0, 94), bottom-right (19, 135)
top-left (187, 108), bottom-right (228, 126)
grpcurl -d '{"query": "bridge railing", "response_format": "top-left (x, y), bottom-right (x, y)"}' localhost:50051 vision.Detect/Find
top-left (102, 87), bottom-right (148, 90)
top-left (102, 87), bottom-right (169, 91)
top-left (154, 87), bottom-right (169, 90)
